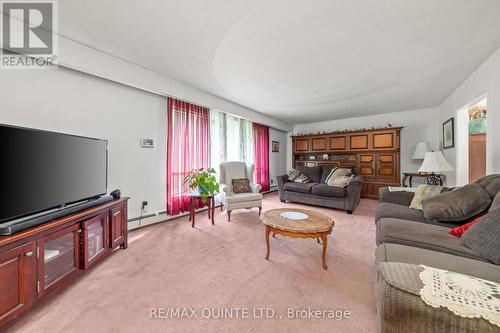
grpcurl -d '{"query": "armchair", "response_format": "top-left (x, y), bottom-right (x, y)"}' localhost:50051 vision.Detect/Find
top-left (219, 162), bottom-right (263, 221)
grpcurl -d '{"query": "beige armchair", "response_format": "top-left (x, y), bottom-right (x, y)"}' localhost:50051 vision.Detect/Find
top-left (219, 162), bottom-right (263, 221)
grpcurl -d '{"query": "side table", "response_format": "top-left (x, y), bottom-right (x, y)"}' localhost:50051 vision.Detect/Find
top-left (188, 192), bottom-right (215, 228)
top-left (402, 172), bottom-right (443, 187)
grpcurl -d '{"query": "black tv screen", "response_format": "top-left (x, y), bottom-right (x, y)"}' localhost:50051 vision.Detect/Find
top-left (0, 124), bottom-right (107, 223)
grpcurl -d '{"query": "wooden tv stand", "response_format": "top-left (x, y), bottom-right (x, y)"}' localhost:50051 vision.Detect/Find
top-left (0, 197), bottom-right (129, 330)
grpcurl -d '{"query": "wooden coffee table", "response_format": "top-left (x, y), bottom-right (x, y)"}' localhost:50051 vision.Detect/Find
top-left (262, 208), bottom-right (334, 270)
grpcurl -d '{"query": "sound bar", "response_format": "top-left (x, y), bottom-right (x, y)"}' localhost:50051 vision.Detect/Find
top-left (0, 196), bottom-right (114, 236)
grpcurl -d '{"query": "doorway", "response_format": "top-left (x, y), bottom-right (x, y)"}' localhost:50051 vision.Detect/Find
top-left (456, 96), bottom-right (487, 185)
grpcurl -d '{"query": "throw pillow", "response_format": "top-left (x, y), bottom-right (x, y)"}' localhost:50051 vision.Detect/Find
top-left (462, 211), bottom-right (500, 265)
top-left (324, 167), bottom-right (351, 184)
top-left (232, 178), bottom-right (252, 194)
top-left (422, 183), bottom-right (491, 223)
top-left (409, 185), bottom-right (443, 211)
top-left (448, 217), bottom-right (481, 238)
top-left (286, 168), bottom-right (310, 183)
top-left (327, 174), bottom-right (354, 187)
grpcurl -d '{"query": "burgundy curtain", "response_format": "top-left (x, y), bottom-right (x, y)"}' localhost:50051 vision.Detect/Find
top-left (253, 123), bottom-right (270, 192)
top-left (167, 98), bottom-right (210, 215)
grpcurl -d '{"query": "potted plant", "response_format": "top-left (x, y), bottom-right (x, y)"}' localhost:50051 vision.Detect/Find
top-left (183, 167), bottom-right (220, 201)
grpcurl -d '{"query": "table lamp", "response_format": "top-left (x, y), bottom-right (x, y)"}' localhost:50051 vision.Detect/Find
top-left (418, 151), bottom-right (454, 185)
top-left (412, 142), bottom-right (432, 160)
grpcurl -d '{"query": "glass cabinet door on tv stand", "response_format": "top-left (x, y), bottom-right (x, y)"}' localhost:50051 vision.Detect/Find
top-left (82, 212), bottom-right (108, 269)
top-left (37, 224), bottom-right (81, 298)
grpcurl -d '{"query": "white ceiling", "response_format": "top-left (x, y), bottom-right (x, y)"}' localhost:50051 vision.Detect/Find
top-left (59, 0), bottom-right (500, 124)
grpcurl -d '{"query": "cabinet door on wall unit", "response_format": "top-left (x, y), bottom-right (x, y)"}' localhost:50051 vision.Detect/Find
top-left (311, 137), bottom-right (327, 151)
top-left (0, 242), bottom-right (36, 327)
top-left (376, 153), bottom-right (397, 182)
top-left (372, 131), bottom-right (396, 149)
top-left (358, 154), bottom-right (375, 182)
top-left (294, 138), bottom-right (310, 152)
top-left (349, 134), bottom-right (369, 150)
top-left (329, 135), bottom-right (347, 151)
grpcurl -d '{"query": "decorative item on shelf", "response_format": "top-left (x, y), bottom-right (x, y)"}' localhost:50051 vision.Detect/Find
top-left (291, 125), bottom-right (400, 137)
top-left (418, 151), bottom-right (454, 185)
top-left (272, 141), bottom-right (280, 152)
top-left (442, 118), bottom-right (455, 149)
top-left (322, 154), bottom-right (329, 160)
top-left (308, 155), bottom-right (316, 160)
top-left (183, 168), bottom-right (220, 201)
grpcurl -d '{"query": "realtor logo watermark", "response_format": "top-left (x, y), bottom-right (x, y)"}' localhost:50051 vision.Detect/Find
top-left (1, 0), bottom-right (58, 69)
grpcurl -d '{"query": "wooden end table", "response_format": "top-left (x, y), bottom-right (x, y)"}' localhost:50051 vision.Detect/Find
top-left (188, 192), bottom-right (215, 228)
top-left (262, 208), bottom-right (334, 270)
top-left (402, 172), bottom-right (443, 187)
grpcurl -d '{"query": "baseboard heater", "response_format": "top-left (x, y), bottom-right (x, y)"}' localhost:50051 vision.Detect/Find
top-left (0, 196), bottom-right (113, 235)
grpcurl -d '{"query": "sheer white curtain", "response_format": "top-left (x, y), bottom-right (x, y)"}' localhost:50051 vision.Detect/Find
top-left (210, 110), bottom-right (253, 203)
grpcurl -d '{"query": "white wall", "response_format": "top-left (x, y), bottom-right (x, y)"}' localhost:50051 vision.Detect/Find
top-left (438, 47), bottom-right (500, 186)
top-left (58, 36), bottom-right (293, 132)
top-left (0, 66), bottom-right (290, 223)
top-left (269, 128), bottom-right (288, 188)
top-left (293, 108), bottom-right (440, 185)
top-left (0, 67), bottom-right (167, 220)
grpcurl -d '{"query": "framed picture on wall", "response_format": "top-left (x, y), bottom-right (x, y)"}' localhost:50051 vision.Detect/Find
top-left (443, 117), bottom-right (454, 149)
top-left (272, 141), bottom-right (279, 152)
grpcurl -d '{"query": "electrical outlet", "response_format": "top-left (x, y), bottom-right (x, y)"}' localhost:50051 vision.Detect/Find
top-left (141, 201), bottom-right (148, 212)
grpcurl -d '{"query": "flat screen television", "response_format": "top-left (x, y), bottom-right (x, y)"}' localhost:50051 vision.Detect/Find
top-left (0, 124), bottom-right (108, 224)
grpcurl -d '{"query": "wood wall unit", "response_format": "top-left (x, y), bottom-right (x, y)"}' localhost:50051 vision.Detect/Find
top-left (0, 198), bottom-right (129, 330)
top-left (292, 128), bottom-right (401, 199)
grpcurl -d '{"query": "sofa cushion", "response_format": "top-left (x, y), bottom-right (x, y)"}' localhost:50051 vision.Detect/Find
top-left (489, 191), bottom-right (500, 213)
top-left (375, 202), bottom-right (427, 224)
top-left (324, 167), bottom-right (351, 183)
top-left (376, 218), bottom-right (486, 261)
top-left (286, 168), bottom-right (310, 183)
top-left (375, 243), bottom-right (500, 282)
top-left (475, 174), bottom-right (500, 199)
top-left (378, 187), bottom-right (415, 206)
top-left (296, 166), bottom-right (322, 183)
top-left (409, 185), bottom-right (443, 210)
top-left (226, 192), bottom-right (263, 203)
top-left (283, 182), bottom-right (318, 194)
top-left (422, 183), bottom-right (491, 223)
top-left (311, 184), bottom-right (346, 198)
top-left (320, 165), bottom-right (355, 183)
top-left (462, 211), bottom-right (500, 265)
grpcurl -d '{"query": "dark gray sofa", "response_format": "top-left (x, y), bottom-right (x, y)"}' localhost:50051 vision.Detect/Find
top-left (374, 174), bottom-right (500, 333)
top-left (276, 165), bottom-right (363, 214)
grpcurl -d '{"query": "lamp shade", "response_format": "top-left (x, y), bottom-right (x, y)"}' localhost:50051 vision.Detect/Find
top-left (418, 151), bottom-right (454, 173)
top-left (412, 142), bottom-right (432, 159)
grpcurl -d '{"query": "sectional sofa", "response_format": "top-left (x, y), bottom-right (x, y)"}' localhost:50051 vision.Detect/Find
top-left (374, 175), bottom-right (500, 332)
top-left (276, 165), bottom-right (363, 214)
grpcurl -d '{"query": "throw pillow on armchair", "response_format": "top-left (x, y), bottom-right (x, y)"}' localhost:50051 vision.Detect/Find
top-left (232, 178), bottom-right (252, 194)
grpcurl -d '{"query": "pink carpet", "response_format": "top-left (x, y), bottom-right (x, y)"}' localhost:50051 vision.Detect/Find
top-left (7, 193), bottom-right (378, 333)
